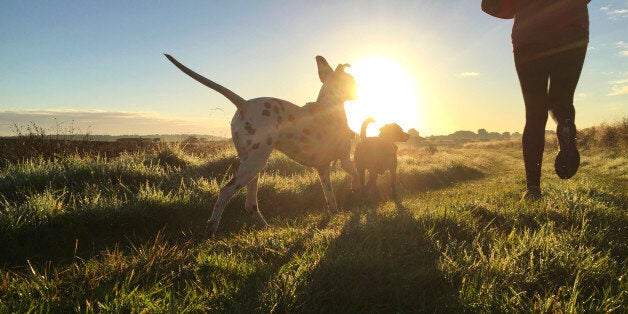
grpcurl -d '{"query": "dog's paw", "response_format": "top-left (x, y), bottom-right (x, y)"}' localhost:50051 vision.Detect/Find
top-left (250, 211), bottom-right (270, 229)
top-left (205, 220), bottom-right (220, 237)
top-left (391, 192), bottom-right (400, 202)
top-left (350, 183), bottom-right (363, 194)
top-left (327, 205), bottom-right (339, 214)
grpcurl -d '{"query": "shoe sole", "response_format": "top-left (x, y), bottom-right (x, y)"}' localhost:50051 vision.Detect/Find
top-left (555, 149), bottom-right (580, 179)
top-left (522, 191), bottom-right (542, 201)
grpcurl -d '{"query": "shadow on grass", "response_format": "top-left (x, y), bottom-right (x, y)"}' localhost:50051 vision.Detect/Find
top-left (398, 163), bottom-right (485, 194)
top-left (0, 161), bottom-right (484, 311)
top-left (288, 202), bottom-right (462, 312)
top-left (461, 200), bottom-right (628, 261)
top-left (205, 214), bottom-right (333, 312)
top-left (0, 162), bottom-right (485, 272)
top-left (465, 203), bottom-right (581, 237)
top-left (0, 198), bottom-right (211, 268)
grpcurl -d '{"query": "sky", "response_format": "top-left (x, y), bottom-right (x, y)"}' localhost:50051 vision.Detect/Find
top-left (1, 0), bottom-right (627, 137)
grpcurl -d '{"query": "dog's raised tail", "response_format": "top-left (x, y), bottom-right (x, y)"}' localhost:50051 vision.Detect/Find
top-left (360, 117), bottom-right (375, 141)
top-left (164, 54), bottom-right (247, 110)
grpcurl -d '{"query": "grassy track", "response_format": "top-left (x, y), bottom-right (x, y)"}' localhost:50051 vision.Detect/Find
top-left (0, 142), bottom-right (626, 312)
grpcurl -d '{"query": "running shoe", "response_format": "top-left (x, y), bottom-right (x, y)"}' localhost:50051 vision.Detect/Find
top-left (555, 119), bottom-right (580, 179)
top-left (521, 186), bottom-right (542, 201)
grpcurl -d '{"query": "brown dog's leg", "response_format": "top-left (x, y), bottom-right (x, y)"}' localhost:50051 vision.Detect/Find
top-left (390, 168), bottom-right (397, 199)
top-left (357, 166), bottom-right (366, 191)
top-left (367, 170), bottom-right (379, 197)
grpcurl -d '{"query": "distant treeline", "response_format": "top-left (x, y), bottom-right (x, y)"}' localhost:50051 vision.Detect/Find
top-left (415, 128), bottom-right (538, 143)
top-left (103, 134), bottom-right (225, 142)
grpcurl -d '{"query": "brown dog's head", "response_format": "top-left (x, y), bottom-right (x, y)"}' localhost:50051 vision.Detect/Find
top-left (379, 123), bottom-right (410, 142)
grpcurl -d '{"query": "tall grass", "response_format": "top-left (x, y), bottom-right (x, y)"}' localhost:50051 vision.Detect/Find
top-left (0, 127), bottom-right (626, 312)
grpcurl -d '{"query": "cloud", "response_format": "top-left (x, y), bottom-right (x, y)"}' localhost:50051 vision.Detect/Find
top-left (608, 85), bottom-right (628, 96)
top-left (0, 109), bottom-right (230, 136)
top-left (617, 41), bottom-right (628, 57)
top-left (456, 72), bottom-right (480, 77)
top-left (607, 71), bottom-right (628, 96)
top-left (611, 78), bottom-right (628, 85)
top-left (604, 5), bottom-right (628, 20)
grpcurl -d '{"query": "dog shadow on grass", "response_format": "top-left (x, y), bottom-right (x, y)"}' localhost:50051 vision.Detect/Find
top-left (0, 161), bottom-right (484, 274)
top-left (284, 201), bottom-right (463, 312)
top-left (0, 160), bottom-right (488, 312)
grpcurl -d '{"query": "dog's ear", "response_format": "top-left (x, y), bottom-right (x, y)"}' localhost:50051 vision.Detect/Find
top-left (335, 63), bottom-right (351, 73)
top-left (316, 56), bottom-right (333, 83)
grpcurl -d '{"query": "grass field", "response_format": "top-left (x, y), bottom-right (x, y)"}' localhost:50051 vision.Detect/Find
top-left (1, 122), bottom-right (626, 312)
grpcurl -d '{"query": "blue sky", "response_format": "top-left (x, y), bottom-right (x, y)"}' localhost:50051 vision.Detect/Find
top-left (1, 1), bottom-right (627, 136)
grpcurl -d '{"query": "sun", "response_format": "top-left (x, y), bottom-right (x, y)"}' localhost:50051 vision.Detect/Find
top-left (345, 56), bottom-right (420, 137)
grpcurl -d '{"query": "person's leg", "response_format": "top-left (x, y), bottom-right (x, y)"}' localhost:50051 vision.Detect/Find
top-left (515, 48), bottom-right (551, 191)
top-left (548, 45), bottom-right (587, 179)
top-left (548, 45), bottom-right (587, 124)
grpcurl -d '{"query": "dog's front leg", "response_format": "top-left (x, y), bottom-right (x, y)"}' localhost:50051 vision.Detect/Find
top-left (390, 168), bottom-right (398, 199)
top-left (316, 166), bottom-right (338, 212)
top-left (246, 175), bottom-right (269, 228)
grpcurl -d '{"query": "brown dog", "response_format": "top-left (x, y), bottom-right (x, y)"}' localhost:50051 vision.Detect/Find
top-left (354, 118), bottom-right (410, 198)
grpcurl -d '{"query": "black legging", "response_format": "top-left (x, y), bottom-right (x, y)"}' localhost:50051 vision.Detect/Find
top-left (514, 44), bottom-right (587, 188)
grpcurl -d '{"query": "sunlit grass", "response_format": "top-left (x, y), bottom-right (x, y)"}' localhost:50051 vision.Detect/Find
top-left (0, 131), bottom-right (626, 312)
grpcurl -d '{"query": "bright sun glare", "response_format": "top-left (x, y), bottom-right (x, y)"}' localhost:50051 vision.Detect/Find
top-left (345, 56), bottom-right (420, 137)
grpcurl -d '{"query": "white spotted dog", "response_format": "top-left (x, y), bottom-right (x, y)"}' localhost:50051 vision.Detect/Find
top-left (165, 54), bottom-right (361, 236)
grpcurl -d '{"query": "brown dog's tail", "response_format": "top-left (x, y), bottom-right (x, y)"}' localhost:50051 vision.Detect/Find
top-left (360, 117), bottom-right (375, 142)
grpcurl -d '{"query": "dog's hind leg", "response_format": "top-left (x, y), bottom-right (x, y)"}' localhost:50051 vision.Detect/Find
top-left (366, 170), bottom-right (379, 197)
top-left (341, 156), bottom-right (361, 192)
top-left (317, 166), bottom-right (338, 212)
top-left (206, 148), bottom-right (272, 236)
top-left (245, 175), bottom-right (269, 228)
top-left (357, 166), bottom-right (366, 191)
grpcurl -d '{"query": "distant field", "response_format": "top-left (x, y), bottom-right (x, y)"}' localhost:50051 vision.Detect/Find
top-left (0, 137), bottom-right (232, 168)
top-left (0, 121), bottom-right (626, 312)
